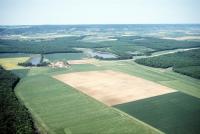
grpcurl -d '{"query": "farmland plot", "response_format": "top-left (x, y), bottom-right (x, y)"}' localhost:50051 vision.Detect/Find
top-left (54, 70), bottom-right (176, 106)
top-left (15, 75), bottom-right (162, 134)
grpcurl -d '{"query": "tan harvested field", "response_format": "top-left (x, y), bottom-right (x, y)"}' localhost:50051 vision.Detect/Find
top-left (53, 70), bottom-right (176, 106)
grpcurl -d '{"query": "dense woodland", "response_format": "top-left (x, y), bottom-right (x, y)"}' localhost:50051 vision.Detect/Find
top-left (1, 36), bottom-right (200, 60)
top-left (117, 36), bottom-right (200, 51)
top-left (0, 66), bottom-right (36, 134)
top-left (135, 49), bottom-right (200, 79)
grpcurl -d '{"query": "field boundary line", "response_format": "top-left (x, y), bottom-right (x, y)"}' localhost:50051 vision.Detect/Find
top-left (15, 81), bottom-right (56, 134)
top-left (51, 75), bottom-right (164, 134)
top-left (113, 108), bottom-right (165, 134)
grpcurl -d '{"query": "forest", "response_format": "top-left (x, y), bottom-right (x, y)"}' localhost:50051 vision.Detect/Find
top-left (1, 36), bottom-right (200, 60)
top-left (0, 66), bottom-right (36, 134)
top-left (135, 49), bottom-right (200, 79)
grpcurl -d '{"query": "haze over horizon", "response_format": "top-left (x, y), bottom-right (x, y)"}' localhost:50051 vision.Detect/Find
top-left (0, 0), bottom-right (200, 25)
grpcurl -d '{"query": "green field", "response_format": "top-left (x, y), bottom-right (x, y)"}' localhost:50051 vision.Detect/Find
top-left (15, 74), bottom-right (161, 134)
top-left (1, 56), bottom-right (199, 134)
top-left (114, 92), bottom-right (200, 134)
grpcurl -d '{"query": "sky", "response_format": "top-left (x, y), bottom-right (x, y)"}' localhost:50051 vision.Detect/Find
top-left (0, 0), bottom-right (200, 25)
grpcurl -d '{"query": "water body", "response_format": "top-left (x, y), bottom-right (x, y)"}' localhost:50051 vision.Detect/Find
top-left (75, 48), bottom-right (117, 59)
top-left (28, 54), bottom-right (42, 65)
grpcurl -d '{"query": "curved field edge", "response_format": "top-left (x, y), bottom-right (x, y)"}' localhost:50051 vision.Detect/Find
top-left (0, 67), bottom-right (36, 133)
top-left (15, 75), bottom-right (163, 134)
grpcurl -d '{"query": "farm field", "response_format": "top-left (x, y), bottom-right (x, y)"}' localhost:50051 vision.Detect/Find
top-left (0, 57), bottom-right (29, 69)
top-left (54, 70), bottom-right (175, 106)
top-left (15, 75), bottom-right (161, 134)
top-left (0, 55), bottom-right (199, 134)
top-left (114, 92), bottom-right (200, 134)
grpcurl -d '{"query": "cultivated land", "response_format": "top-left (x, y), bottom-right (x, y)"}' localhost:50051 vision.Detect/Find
top-left (0, 56), bottom-right (199, 134)
top-left (1, 25), bottom-right (200, 134)
top-left (54, 70), bottom-right (176, 106)
top-left (15, 75), bottom-right (162, 134)
top-left (0, 57), bottom-right (29, 69)
top-left (115, 92), bottom-right (200, 134)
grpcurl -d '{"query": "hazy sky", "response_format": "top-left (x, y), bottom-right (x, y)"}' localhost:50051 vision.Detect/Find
top-left (0, 0), bottom-right (200, 25)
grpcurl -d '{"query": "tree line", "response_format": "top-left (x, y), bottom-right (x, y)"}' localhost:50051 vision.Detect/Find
top-left (0, 66), bottom-right (37, 134)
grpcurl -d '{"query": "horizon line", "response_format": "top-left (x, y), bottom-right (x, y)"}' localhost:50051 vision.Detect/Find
top-left (1, 23), bottom-right (200, 26)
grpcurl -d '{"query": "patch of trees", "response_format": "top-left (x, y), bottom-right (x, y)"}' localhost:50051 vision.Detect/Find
top-left (18, 61), bottom-right (49, 67)
top-left (93, 52), bottom-right (133, 60)
top-left (117, 36), bottom-right (200, 51)
top-left (173, 66), bottom-right (200, 79)
top-left (0, 66), bottom-right (36, 134)
top-left (0, 36), bottom-right (111, 54)
top-left (135, 49), bottom-right (200, 79)
top-left (2, 35), bottom-right (200, 55)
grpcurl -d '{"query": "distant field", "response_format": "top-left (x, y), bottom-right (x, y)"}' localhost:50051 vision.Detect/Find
top-left (54, 70), bottom-right (175, 106)
top-left (114, 92), bottom-right (200, 134)
top-left (0, 57), bottom-right (29, 69)
top-left (15, 75), bottom-right (161, 134)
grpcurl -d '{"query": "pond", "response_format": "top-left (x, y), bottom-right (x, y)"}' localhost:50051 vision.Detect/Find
top-left (28, 54), bottom-right (42, 65)
top-left (76, 48), bottom-right (117, 59)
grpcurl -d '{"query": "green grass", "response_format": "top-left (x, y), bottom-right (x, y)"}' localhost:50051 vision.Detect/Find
top-left (10, 58), bottom-right (200, 134)
top-left (114, 92), bottom-right (200, 134)
top-left (15, 75), bottom-right (161, 134)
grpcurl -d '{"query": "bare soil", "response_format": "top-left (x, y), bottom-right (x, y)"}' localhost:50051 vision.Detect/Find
top-left (53, 70), bottom-right (176, 106)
